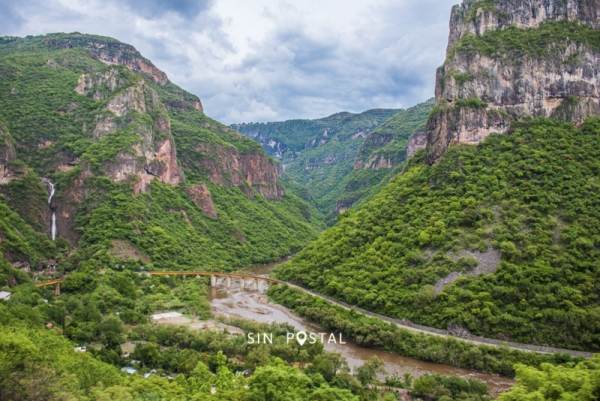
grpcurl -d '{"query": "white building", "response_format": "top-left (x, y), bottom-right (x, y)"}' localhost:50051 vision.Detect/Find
top-left (0, 291), bottom-right (11, 301)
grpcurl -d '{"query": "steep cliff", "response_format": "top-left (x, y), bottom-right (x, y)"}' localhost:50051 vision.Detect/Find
top-left (0, 120), bottom-right (16, 184)
top-left (0, 33), bottom-right (323, 273)
top-left (44, 32), bottom-right (169, 85)
top-left (333, 99), bottom-right (433, 214)
top-left (233, 109), bottom-right (400, 216)
top-left (425, 0), bottom-right (600, 164)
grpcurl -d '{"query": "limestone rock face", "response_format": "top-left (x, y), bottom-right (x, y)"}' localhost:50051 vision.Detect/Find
top-left (447, 0), bottom-right (600, 53)
top-left (0, 122), bottom-right (16, 184)
top-left (45, 33), bottom-right (169, 85)
top-left (185, 183), bottom-right (217, 219)
top-left (188, 143), bottom-right (284, 201)
top-left (84, 78), bottom-right (183, 193)
top-left (407, 130), bottom-right (428, 159)
top-left (424, 0), bottom-right (600, 164)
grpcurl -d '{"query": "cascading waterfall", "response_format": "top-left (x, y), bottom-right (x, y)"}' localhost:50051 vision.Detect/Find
top-left (48, 181), bottom-right (57, 240)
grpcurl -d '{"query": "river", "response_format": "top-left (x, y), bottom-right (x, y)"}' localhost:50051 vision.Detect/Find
top-left (209, 260), bottom-right (515, 396)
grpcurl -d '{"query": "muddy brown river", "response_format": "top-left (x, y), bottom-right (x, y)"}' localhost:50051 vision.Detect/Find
top-left (209, 260), bottom-right (515, 396)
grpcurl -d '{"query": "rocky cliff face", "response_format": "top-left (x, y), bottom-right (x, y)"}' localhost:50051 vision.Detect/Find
top-left (45, 33), bottom-right (169, 85)
top-left (185, 183), bottom-right (217, 218)
top-left (406, 129), bottom-right (428, 159)
top-left (425, 0), bottom-right (600, 164)
top-left (187, 143), bottom-right (284, 200)
top-left (84, 77), bottom-right (183, 193)
top-left (354, 133), bottom-right (394, 170)
top-left (0, 122), bottom-right (16, 184)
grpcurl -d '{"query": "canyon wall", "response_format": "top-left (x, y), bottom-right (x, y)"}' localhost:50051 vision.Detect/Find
top-left (425, 0), bottom-right (600, 164)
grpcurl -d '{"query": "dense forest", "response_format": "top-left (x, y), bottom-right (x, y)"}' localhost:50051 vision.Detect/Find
top-left (3, 0), bottom-right (600, 398)
top-left (0, 34), bottom-right (323, 278)
top-left (233, 101), bottom-right (433, 220)
top-left (276, 118), bottom-right (600, 351)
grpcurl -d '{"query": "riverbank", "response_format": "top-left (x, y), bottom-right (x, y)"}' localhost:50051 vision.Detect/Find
top-left (267, 284), bottom-right (587, 379)
top-left (208, 264), bottom-right (516, 395)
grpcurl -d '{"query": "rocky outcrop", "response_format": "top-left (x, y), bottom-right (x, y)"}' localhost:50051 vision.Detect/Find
top-left (0, 122), bottom-right (16, 184)
top-left (188, 143), bottom-right (284, 201)
top-left (163, 91), bottom-right (204, 113)
top-left (45, 33), bottom-right (168, 85)
top-left (447, 0), bottom-right (600, 53)
top-left (86, 79), bottom-right (183, 193)
top-left (424, 0), bottom-right (600, 164)
top-left (407, 130), bottom-right (428, 159)
top-left (185, 183), bottom-right (217, 218)
top-left (74, 68), bottom-right (124, 96)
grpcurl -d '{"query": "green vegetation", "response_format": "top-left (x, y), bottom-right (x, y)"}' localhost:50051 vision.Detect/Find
top-left (498, 355), bottom-right (600, 400)
top-left (412, 373), bottom-right (491, 401)
top-left (276, 118), bottom-right (600, 351)
top-left (0, 34), bottom-right (322, 278)
top-left (233, 109), bottom-right (401, 216)
top-left (268, 285), bottom-right (584, 377)
top-left (339, 99), bottom-right (434, 214)
top-left (453, 21), bottom-right (600, 61)
top-left (456, 98), bottom-right (488, 109)
top-left (0, 268), bottom-right (411, 400)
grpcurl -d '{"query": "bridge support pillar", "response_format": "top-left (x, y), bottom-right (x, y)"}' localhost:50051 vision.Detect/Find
top-left (196, 275), bottom-right (201, 279)
top-left (240, 278), bottom-right (245, 289)
top-left (211, 275), bottom-right (216, 288)
top-left (253, 279), bottom-right (258, 291)
top-left (226, 277), bottom-right (231, 289)
top-left (55, 283), bottom-right (60, 296)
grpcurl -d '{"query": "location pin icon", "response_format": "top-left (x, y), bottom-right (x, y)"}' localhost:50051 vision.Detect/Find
top-left (296, 331), bottom-right (307, 346)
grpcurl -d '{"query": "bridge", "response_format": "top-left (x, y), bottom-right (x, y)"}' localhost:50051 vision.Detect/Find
top-left (148, 271), bottom-right (280, 291)
top-left (34, 272), bottom-right (280, 295)
top-left (35, 279), bottom-right (64, 296)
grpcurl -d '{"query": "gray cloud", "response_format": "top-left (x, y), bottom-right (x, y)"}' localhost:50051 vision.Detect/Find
top-left (0, 0), bottom-right (457, 123)
top-left (119, 0), bottom-right (214, 19)
top-left (0, 2), bottom-right (25, 33)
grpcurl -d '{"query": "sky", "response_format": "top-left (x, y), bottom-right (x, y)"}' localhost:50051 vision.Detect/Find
top-left (0, 0), bottom-right (458, 124)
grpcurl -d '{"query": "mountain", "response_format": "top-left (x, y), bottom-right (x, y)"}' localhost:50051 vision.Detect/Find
top-left (425, 0), bottom-right (600, 164)
top-left (233, 102), bottom-right (433, 219)
top-left (276, 0), bottom-right (600, 351)
top-left (0, 33), bottom-right (324, 283)
top-left (334, 99), bottom-right (434, 214)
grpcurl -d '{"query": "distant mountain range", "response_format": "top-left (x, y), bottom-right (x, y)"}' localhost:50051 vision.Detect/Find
top-left (232, 99), bottom-right (433, 220)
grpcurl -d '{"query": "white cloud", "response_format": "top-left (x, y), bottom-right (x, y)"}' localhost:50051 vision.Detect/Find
top-left (0, 0), bottom-right (458, 123)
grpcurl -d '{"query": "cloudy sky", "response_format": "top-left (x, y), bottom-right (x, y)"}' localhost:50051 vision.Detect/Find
top-left (1, 0), bottom-right (458, 123)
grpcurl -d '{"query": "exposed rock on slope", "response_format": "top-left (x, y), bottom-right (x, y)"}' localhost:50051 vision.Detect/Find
top-left (425, 0), bottom-right (600, 164)
top-left (185, 183), bottom-right (217, 218)
top-left (233, 109), bottom-right (400, 213)
top-left (83, 77), bottom-right (183, 193)
top-left (0, 122), bottom-right (16, 184)
top-left (45, 33), bottom-right (169, 85)
top-left (188, 143), bottom-right (284, 200)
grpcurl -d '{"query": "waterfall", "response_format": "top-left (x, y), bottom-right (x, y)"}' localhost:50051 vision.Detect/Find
top-left (48, 181), bottom-right (57, 241)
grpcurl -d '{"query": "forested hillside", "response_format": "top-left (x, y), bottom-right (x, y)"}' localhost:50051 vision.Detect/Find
top-left (334, 99), bottom-right (434, 214)
top-left (276, 118), bottom-right (600, 351)
top-left (0, 33), bottom-right (323, 286)
top-left (233, 101), bottom-right (434, 219)
top-left (232, 109), bottom-right (400, 218)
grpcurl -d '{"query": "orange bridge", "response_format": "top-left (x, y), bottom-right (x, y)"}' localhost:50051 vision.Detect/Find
top-left (34, 272), bottom-right (281, 295)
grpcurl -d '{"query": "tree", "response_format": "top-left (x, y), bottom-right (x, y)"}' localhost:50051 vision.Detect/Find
top-left (306, 352), bottom-right (348, 382)
top-left (498, 357), bottom-right (600, 401)
top-left (355, 356), bottom-right (386, 386)
top-left (133, 342), bottom-right (161, 367)
top-left (412, 374), bottom-right (436, 396)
